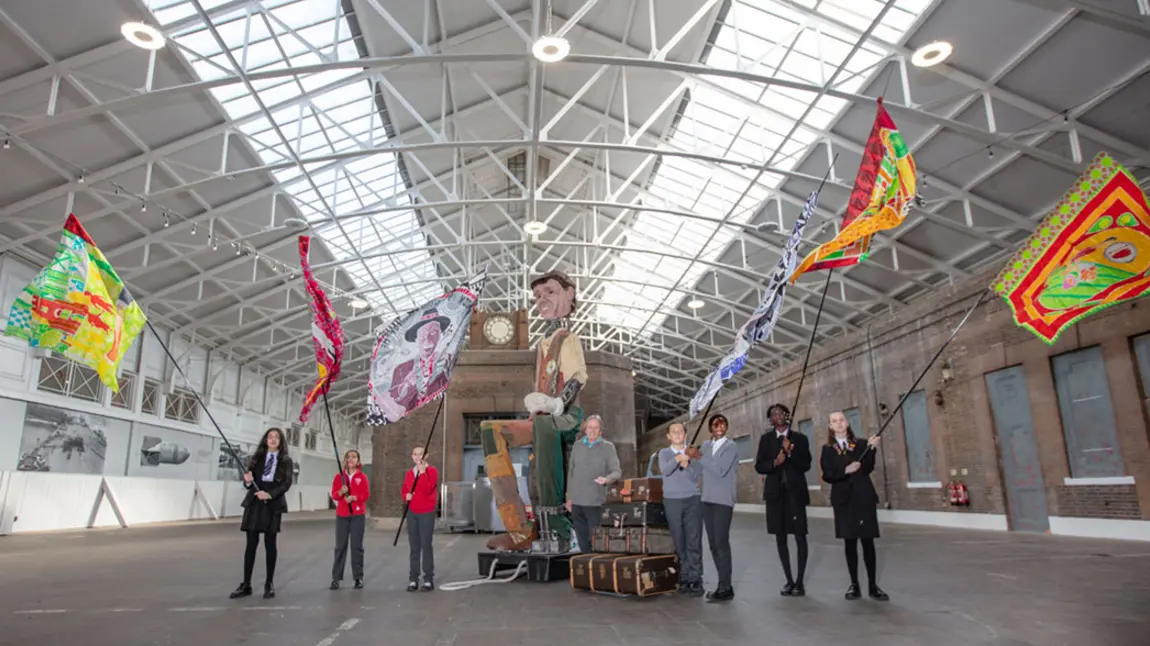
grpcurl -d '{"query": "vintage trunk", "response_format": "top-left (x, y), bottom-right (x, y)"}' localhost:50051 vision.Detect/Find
top-left (590, 526), bottom-right (675, 554)
top-left (600, 501), bottom-right (668, 528)
top-left (570, 553), bottom-right (623, 592)
top-left (605, 478), bottom-right (664, 504)
top-left (612, 554), bottom-right (680, 597)
top-left (591, 526), bottom-right (629, 553)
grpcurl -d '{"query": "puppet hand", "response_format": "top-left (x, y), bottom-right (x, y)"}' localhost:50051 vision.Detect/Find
top-left (523, 392), bottom-right (554, 415)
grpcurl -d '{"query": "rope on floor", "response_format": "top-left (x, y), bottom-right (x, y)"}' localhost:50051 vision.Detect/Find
top-left (439, 559), bottom-right (529, 591)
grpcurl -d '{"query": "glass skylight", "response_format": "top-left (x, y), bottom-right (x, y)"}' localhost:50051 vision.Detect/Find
top-left (596, 0), bottom-right (931, 336)
top-left (152, 0), bottom-right (441, 316)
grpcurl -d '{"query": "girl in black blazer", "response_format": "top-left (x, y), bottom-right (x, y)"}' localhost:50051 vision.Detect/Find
top-left (754, 403), bottom-right (812, 597)
top-left (230, 427), bottom-right (294, 600)
top-left (819, 411), bottom-right (888, 601)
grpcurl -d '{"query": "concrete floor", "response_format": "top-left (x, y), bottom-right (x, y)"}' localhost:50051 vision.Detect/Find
top-left (1, 513), bottom-right (1147, 646)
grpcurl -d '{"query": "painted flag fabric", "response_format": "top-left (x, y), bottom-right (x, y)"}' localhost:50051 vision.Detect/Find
top-left (4, 214), bottom-right (147, 392)
top-left (366, 268), bottom-right (488, 425)
top-left (298, 235), bottom-right (345, 423)
top-left (689, 188), bottom-right (820, 419)
top-left (791, 98), bottom-right (916, 282)
top-left (991, 153), bottom-right (1150, 344)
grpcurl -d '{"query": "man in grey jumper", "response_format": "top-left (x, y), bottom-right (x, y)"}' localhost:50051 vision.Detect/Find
top-left (658, 422), bottom-right (704, 597)
top-left (687, 413), bottom-right (739, 602)
top-left (565, 414), bottom-right (621, 553)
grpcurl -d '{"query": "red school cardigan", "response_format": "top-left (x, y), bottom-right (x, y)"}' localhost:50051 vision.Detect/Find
top-left (402, 466), bottom-right (438, 514)
top-left (330, 469), bottom-right (370, 517)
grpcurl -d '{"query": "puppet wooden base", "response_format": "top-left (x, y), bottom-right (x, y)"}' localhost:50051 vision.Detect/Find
top-left (477, 551), bottom-right (571, 582)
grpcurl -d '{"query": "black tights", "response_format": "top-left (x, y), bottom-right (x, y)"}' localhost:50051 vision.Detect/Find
top-left (775, 533), bottom-right (808, 585)
top-left (844, 538), bottom-right (877, 588)
top-left (243, 531), bottom-right (278, 586)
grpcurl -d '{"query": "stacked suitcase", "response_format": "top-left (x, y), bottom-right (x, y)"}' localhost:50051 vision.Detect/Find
top-left (570, 477), bottom-right (679, 597)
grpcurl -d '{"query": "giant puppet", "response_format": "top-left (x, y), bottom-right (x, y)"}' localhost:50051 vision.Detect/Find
top-left (481, 270), bottom-right (587, 552)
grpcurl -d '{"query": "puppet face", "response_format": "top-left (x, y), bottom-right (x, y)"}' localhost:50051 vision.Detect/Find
top-left (533, 278), bottom-right (575, 319)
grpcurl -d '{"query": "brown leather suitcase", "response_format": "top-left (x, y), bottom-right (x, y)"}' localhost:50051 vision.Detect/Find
top-left (591, 526), bottom-right (628, 553)
top-left (570, 553), bottom-right (623, 591)
top-left (600, 502), bottom-right (668, 528)
top-left (612, 554), bottom-right (679, 597)
top-left (605, 478), bottom-right (664, 504)
top-left (626, 527), bottom-right (675, 555)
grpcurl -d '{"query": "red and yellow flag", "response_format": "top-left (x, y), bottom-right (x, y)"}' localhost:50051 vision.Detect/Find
top-left (791, 98), bottom-right (916, 282)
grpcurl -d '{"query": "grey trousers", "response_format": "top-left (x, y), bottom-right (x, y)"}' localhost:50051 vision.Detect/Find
top-left (407, 511), bottom-right (435, 582)
top-left (570, 504), bottom-right (601, 553)
top-left (332, 514), bottom-right (365, 581)
top-left (703, 502), bottom-right (734, 590)
top-left (664, 496), bottom-right (704, 584)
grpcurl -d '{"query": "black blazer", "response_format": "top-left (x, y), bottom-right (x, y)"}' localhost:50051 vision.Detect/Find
top-left (754, 430), bottom-right (812, 506)
top-left (819, 441), bottom-right (878, 507)
top-left (241, 454), bottom-right (294, 513)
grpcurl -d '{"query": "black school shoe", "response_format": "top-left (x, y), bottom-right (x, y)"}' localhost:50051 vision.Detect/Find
top-left (869, 586), bottom-right (889, 601)
top-left (781, 582), bottom-right (806, 596)
top-left (229, 583), bottom-right (252, 599)
top-left (704, 586), bottom-right (734, 602)
top-left (263, 583), bottom-right (275, 599)
top-left (354, 579), bottom-right (363, 589)
top-left (845, 584), bottom-right (861, 600)
top-left (421, 580), bottom-right (435, 591)
top-left (330, 580), bottom-right (340, 590)
top-left (406, 580), bottom-right (418, 592)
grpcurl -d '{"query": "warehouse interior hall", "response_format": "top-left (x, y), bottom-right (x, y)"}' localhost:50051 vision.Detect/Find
top-left (1, 0), bottom-right (1150, 645)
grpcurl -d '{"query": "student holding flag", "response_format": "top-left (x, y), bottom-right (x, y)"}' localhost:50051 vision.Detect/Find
top-left (330, 449), bottom-right (370, 590)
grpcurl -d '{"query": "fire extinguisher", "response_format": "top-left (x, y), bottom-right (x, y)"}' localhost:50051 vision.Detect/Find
top-left (956, 481), bottom-right (970, 506)
top-left (947, 481), bottom-right (959, 506)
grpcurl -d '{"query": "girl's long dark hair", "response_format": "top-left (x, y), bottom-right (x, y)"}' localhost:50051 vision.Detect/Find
top-left (825, 423), bottom-right (858, 447)
top-left (249, 427), bottom-right (289, 473)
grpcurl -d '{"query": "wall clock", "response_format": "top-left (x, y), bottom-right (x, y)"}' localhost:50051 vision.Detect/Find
top-left (483, 314), bottom-right (515, 346)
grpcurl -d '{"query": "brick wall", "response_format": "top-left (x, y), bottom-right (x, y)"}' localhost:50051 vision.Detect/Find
top-left (640, 266), bottom-right (1150, 526)
top-left (369, 348), bottom-right (635, 518)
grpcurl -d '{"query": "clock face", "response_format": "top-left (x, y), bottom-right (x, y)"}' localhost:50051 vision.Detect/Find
top-left (483, 315), bottom-right (515, 346)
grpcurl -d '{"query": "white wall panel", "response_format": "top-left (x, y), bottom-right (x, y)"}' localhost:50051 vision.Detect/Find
top-left (141, 325), bottom-right (170, 381)
top-left (5, 472), bottom-right (112, 532)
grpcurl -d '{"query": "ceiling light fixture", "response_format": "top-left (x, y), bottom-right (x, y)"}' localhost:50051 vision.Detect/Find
top-left (532, 35), bottom-right (570, 63)
top-left (348, 298), bottom-right (370, 309)
top-left (524, 221), bottom-right (547, 235)
top-left (687, 299), bottom-right (704, 310)
top-left (121, 22), bottom-right (166, 51)
top-left (911, 41), bottom-right (952, 68)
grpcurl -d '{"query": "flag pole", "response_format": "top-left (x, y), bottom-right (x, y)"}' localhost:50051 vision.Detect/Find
top-left (786, 268), bottom-right (834, 423)
top-left (860, 289), bottom-right (990, 457)
top-left (393, 396), bottom-right (446, 547)
top-left (321, 391), bottom-right (352, 506)
top-left (143, 319), bottom-right (260, 495)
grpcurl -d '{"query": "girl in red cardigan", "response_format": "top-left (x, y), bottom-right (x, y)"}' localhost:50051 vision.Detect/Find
top-left (402, 446), bottom-right (438, 591)
top-left (330, 450), bottom-right (370, 590)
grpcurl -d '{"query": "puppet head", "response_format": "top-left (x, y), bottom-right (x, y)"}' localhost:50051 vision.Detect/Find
top-left (530, 269), bottom-right (577, 320)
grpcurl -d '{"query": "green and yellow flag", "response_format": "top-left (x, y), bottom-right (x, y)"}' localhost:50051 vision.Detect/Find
top-left (4, 214), bottom-right (147, 392)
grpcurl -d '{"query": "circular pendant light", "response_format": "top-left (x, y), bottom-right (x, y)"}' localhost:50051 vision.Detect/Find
top-left (532, 35), bottom-right (570, 63)
top-left (687, 299), bottom-right (705, 310)
top-left (911, 41), bottom-right (953, 68)
top-left (122, 22), bottom-right (166, 50)
top-left (348, 298), bottom-right (370, 309)
top-left (524, 221), bottom-right (547, 235)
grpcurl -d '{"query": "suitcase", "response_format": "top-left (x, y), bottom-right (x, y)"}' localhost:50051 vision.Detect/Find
top-left (601, 502), bottom-right (668, 528)
top-left (613, 554), bottom-right (679, 597)
top-left (591, 526), bottom-right (629, 553)
top-left (570, 553), bottom-right (627, 592)
top-left (605, 478), bottom-right (663, 504)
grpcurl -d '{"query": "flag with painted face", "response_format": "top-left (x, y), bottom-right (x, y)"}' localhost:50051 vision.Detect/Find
top-left (366, 268), bottom-right (488, 425)
top-left (992, 152), bottom-right (1150, 344)
top-left (791, 98), bottom-right (916, 281)
top-left (689, 188), bottom-right (820, 419)
top-left (4, 214), bottom-right (147, 392)
top-left (298, 235), bottom-right (345, 423)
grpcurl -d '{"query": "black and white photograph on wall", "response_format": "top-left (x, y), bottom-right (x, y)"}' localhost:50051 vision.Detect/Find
top-left (16, 402), bottom-right (130, 475)
top-left (215, 440), bottom-right (257, 481)
top-left (128, 423), bottom-right (215, 481)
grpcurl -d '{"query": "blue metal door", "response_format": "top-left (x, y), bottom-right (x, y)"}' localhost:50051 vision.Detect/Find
top-left (985, 366), bottom-right (1050, 533)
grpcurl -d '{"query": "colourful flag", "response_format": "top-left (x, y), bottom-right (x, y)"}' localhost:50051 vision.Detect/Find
top-left (298, 235), bottom-right (345, 423)
top-left (367, 269), bottom-right (488, 425)
top-left (791, 98), bottom-right (916, 281)
top-left (4, 214), bottom-right (146, 392)
top-left (991, 153), bottom-right (1150, 344)
top-left (689, 188), bottom-right (820, 418)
